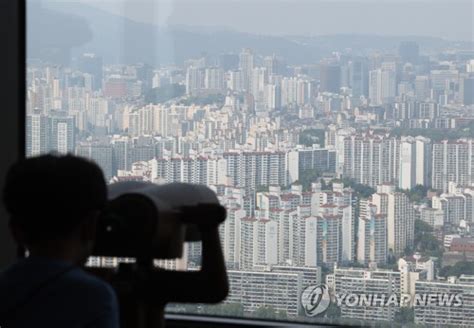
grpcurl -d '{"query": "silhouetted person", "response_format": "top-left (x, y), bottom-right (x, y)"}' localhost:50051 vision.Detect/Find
top-left (93, 184), bottom-right (230, 328)
top-left (0, 155), bottom-right (119, 328)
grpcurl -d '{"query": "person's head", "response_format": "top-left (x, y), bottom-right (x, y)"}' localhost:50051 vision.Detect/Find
top-left (3, 154), bottom-right (107, 263)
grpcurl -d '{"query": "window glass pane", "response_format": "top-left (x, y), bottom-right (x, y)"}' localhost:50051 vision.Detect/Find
top-left (27, 0), bottom-right (474, 325)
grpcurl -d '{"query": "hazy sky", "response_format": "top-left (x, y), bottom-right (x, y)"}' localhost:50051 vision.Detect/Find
top-left (43, 0), bottom-right (473, 41)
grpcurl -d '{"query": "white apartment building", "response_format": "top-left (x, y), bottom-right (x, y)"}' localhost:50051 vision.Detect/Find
top-left (343, 133), bottom-right (399, 188)
top-left (432, 139), bottom-right (474, 192)
top-left (225, 266), bottom-right (321, 318)
top-left (399, 136), bottom-right (431, 189)
top-left (415, 276), bottom-right (474, 327)
top-left (372, 185), bottom-right (415, 256)
top-left (432, 184), bottom-right (474, 226)
top-left (332, 267), bottom-right (401, 322)
top-left (357, 200), bottom-right (388, 265)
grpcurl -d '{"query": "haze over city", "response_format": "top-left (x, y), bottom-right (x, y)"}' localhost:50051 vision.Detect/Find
top-left (26, 0), bottom-right (474, 326)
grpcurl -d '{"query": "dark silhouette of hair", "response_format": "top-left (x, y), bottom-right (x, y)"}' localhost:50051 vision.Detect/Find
top-left (3, 154), bottom-right (107, 243)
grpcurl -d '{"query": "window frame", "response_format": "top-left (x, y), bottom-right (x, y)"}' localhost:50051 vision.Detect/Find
top-left (0, 0), bottom-right (25, 268)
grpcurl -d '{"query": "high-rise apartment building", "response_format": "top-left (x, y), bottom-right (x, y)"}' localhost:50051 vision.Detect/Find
top-left (432, 140), bottom-right (474, 192)
top-left (399, 136), bottom-right (432, 189)
top-left (343, 133), bottom-right (399, 188)
top-left (239, 48), bottom-right (254, 92)
top-left (372, 185), bottom-right (415, 256)
top-left (357, 200), bottom-right (388, 264)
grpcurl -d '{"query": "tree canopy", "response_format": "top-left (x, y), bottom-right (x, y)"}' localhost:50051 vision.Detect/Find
top-left (390, 121), bottom-right (474, 141)
top-left (397, 185), bottom-right (429, 203)
top-left (440, 261), bottom-right (474, 278)
top-left (178, 94), bottom-right (226, 106)
top-left (145, 84), bottom-right (185, 104)
top-left (337, 177), bottom-right (376, 198)
top-left (299, 129), bottom-right (325, 147)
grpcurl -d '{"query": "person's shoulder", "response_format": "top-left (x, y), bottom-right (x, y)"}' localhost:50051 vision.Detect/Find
top-left (65, 268), bottom-right (117, 303)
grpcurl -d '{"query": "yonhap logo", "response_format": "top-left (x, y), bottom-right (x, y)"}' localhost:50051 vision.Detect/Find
top-left (300, 284), bottom-right (331, 316)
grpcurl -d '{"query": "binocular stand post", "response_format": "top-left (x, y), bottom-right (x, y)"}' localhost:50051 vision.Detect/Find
top-left (116, 261), bottom-right (166, 328)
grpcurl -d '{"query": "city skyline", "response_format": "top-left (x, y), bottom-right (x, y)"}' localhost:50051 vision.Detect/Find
top-left (25, 1), bottom-right (474, 324)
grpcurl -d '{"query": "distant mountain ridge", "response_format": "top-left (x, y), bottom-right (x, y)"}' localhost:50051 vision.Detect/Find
top-left (28, 2), bottom-right (470, 66)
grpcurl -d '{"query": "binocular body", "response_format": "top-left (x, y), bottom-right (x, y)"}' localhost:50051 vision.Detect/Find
top-left (93, 182), bottom-right (226, 260)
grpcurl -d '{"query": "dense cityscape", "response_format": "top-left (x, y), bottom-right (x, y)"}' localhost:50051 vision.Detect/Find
top-left (26, 40), bottom-right (474, 326)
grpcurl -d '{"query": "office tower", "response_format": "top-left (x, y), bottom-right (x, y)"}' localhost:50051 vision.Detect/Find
top-left (50, 112), bottom-right (75, 154)
top-left (432, 140), bottom-right (474, 192)
top-left (372, 185), bottom-right (415, 256)
top-left (399, 136), bottom-right (432, 189)
top-left (185, 66), bottom-right (205, 95)
top-left (135, 62), bottom-right (154, 93)
top-left (399, 41), bottom-right (419, 64)
top-left (461, 76), bottom-right (474, 105)
top-left (78, 53), bottom-right (103, 91)
top-left (349, 57), bottom-right (369, 99)
top-left (239, 48), bottom-right (254, 92)
top-left (204, 67), bottom-right (225, 93)
top-left (414, 76), bottom-right (430, 101)
top-left (218, 53), bottom-right (239, 71)
top-left (430, 70), bottom-right (459, 92)
top-left (357, 201), bottom-right (387, 265)
top-left (320, 63), bottom-right (341, 93)
top-left (369, 69), bottom-right (396, 105)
